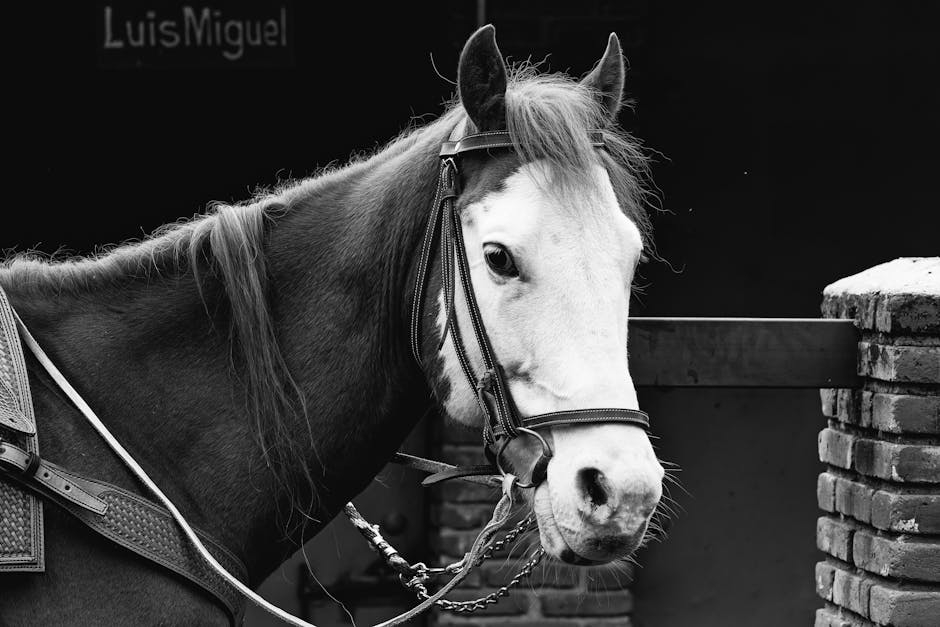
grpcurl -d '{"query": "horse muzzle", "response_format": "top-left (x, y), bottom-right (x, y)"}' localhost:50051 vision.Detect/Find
top-left (533, 441), bottom-right (663, 564)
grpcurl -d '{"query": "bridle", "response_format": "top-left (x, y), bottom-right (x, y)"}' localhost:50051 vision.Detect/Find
top-left (2, 123), bottom-right (653, 627)
top-left (408, 124), bottom-right (651, 489)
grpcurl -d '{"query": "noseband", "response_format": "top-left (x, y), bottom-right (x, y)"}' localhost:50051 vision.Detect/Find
top-left (409, 126), bottom-right (651, 488)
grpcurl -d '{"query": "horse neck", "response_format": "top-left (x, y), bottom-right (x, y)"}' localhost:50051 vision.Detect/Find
top-left (255, 117), bottom-right (451, 538)
top-left (2, 115), bottom-right (454, 583)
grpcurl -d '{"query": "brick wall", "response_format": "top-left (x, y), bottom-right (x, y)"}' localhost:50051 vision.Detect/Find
top-left (428, 420), bottom-right (635, 627)
top-left (815, 258), bottom-right (940, 627)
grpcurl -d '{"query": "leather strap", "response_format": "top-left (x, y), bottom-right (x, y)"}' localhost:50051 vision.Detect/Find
top-left (0, 449), bottom-right (248, 624)
top-left (372, 475), bottom-right (519, 627)
top-left (421, 464), bottom-right (499, 487)
top-left (413, 125), bottom-right (651, 444)
top-left (391, 452), bottom-right (499, 487)
top-left (10, 307), bottom-right (287, 625)
top-left (496, 408), bottom-right (651, 438)
top-left (440, 130), bottom-right (606, 157)
top-left (0, 442), bottom-right (107, 514)
top-left (410, 125), bottom-right (653, 494)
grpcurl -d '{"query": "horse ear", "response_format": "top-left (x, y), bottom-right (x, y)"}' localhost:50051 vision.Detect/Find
top-left (581, 33), bottom-right (626, 123)
top-left (458, 25), bottom-right (508, 132)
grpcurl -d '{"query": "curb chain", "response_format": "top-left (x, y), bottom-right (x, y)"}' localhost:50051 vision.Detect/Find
top-left (404, 515), bottom-right (544, 613)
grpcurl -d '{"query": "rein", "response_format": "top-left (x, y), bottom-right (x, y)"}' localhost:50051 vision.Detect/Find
top-left (4, 125), bottom-right (653, 626)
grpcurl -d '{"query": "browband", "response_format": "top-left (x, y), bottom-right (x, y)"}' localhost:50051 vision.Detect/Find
top-left (440, 130), bottom-right (606, 158)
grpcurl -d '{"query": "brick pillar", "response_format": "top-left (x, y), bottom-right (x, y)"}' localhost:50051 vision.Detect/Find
top-left (815, 258), bottom-right (940, 627)
top-left (428, 421), bottom-right (635, 627)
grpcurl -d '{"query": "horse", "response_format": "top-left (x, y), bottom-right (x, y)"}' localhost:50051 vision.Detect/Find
top-left (0, 25), bottom-right (664, 625)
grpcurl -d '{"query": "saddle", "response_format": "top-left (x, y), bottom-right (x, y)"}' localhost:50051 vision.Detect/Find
top-left (0, 286), bottom-right (43, 572)
top-left (0, 287), bottom-right (248, 624)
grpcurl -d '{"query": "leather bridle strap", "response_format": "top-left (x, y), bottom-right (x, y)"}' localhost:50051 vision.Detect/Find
top-left (495, 408), bottom-right (650, 438)
top-left (11, 309), bottom-right (307, 627)
top-left (410, 126), bottom-right (652, 482)
top-left (391, 452), bottom-right (501, 487)
top-left (440, 130), bottom-right (606, 157)
top-left (0, 441), bottom-right (249, 622)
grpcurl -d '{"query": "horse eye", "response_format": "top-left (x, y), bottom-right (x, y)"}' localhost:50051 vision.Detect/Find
top-left (483, 244), bottom-right (519, 278)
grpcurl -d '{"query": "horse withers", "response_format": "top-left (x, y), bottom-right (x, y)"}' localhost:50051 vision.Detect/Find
top-left (0, 25), bottom-right (663, 625)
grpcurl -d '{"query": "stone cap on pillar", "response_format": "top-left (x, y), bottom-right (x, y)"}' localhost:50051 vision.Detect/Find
top-left (822, 257), bottom-right (940, 334)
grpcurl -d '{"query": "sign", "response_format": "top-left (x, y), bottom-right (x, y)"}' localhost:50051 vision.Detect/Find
top-left (97, 2), bottom-right (294, 69)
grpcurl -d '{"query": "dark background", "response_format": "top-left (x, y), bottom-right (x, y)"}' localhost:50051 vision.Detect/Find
top-left (7, 2), bottom-right (938, 625)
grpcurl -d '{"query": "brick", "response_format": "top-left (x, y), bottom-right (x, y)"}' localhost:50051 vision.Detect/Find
top-left (435, 419), bottom-right (484, 445)
top-left (822, 388), bottom-right (839, 418)
top-left (816, 559), bottom-right (940, 627)
top-left (431, 530), bottom-right (537, 562)
top-left (431, 530), bottom-right (479, 558)
top-left (853, 529), bottom-right (940, 582)
top-left (871, 490), bottom-right (940, 535)
top-left (433, 503), bottom-right (503, 530)
top-left (819, 472), bottom-right (838, 512)
top-left (816, 560), bottom-right (837, 601)
top-left (822, 258), bottom-right (940, 334)
top-left (434, 589), bottom-right (532, 615)
top-left (819, 428), bottom-right (855, 469)
top-left (431, 481), bottom-right (501, 504)
top-left (839, 389), bottom-right (864, 425)
top-left (482, 561), bottom-right (580, 588)
top-left (822, 388), bottom-right (940, 433)
top-left (879, 293), bottom-right (940, 335)
top-left (819, 428), bottom-right (940, 482)
top-left (858, 342), bottom-right (940, 384)
top-left (585, 565), bottom-right (635, 591)
top-left (824, 473), bottom-right (940, 534)
top-left (540, 591), bottom-right (633, 617)
top-left (456, 567), bottom-right (483, 589)
top-left (853, 439), bottom-right (940, 483)
top-left (864, 391), bottom-right (940, 435)
top-left (440, 444), bottom-right (488, 467)
top-left (835, 475), bottom-right (875, 524)
top-left (831, 566), bottom-right (875, 618)
top-left (817, 516), bottom-right (857, 562)
top-left (814, 604), bottom-right (875, 626)
top-left (869, 583), bottom-right (940, 627)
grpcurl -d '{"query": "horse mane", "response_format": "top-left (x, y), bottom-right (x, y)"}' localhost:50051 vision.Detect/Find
top-left (0, 63), bottom-right (656, 524)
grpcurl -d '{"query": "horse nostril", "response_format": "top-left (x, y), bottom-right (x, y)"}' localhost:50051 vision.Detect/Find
top-left (577, 467), bottom-right (609, 507)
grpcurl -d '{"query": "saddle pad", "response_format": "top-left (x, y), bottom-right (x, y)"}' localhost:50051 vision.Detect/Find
top-left (0, 285), bottom-right (44, 572)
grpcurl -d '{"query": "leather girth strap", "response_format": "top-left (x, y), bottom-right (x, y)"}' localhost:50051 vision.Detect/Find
top-left (0, 440), bottom-right (248, 624)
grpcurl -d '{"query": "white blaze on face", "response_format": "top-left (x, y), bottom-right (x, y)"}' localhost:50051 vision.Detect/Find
top-left (434, 159), bottom-right (663, 564)
top-left (437, 160), bottom-right (643, 420)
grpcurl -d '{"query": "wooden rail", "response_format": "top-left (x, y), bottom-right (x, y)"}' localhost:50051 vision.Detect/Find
top-left (627, 318), bottom-right (860, 388)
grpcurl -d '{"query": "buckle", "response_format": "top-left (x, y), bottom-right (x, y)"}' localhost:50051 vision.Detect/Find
top-left (21, 451), bottom-right (41, 477)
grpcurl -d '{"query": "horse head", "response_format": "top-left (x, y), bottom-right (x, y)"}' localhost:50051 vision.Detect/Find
top-left (419, 26), bottom-right (664, 566)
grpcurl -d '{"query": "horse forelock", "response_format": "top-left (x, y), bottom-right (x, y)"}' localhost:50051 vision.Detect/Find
top-left (499, 64), bottom-right (654, 246)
